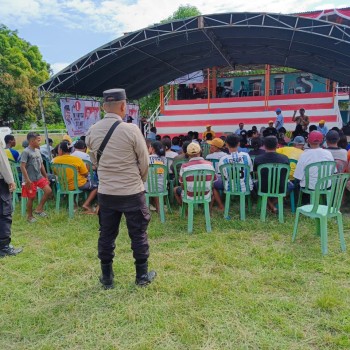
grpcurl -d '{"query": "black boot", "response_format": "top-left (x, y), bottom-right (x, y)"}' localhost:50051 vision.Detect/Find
top-left (135, 262), bottom-right (156, 287)
top-left (99, 262), bottom-right (114, 289)
top-left (0, 244), bottom-right (23, 258)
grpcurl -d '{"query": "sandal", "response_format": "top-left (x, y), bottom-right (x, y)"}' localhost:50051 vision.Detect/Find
top-left (27, 217), bottom-right (37, 223)
top-left (34, 211), bottom-right (48, 217)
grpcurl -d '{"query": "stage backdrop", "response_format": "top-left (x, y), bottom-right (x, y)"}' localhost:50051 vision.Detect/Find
top-left (60, 99), bottom-right (101, 137)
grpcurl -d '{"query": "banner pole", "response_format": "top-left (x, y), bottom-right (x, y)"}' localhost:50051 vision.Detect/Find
top-left (38, 88), bottom-right (52, 161)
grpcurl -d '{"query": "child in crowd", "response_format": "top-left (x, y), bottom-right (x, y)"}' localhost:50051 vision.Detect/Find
top-left (20, 132), bottom-right (52, 223)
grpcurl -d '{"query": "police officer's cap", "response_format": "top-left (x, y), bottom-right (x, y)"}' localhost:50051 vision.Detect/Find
top-left (103, 88), bottom-right (127, 102)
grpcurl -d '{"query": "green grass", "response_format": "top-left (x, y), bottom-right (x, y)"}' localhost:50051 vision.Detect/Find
top-left (1, 200), bottom-right (350, 349)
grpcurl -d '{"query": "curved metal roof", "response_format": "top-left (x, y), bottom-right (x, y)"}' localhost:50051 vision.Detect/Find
top-left (40, 12), bottom-right (350, 99)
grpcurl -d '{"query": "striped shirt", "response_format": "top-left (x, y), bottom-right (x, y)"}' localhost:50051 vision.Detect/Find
top-left (179, 157), bottom-right (216, 200)
top-left (218, 152), bottom-right (253, 192)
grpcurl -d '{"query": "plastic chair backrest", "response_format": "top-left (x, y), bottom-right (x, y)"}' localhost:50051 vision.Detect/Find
top-left (209, 158), bottom-right (220, 173)
top-left (304, 161), bottom-right (336, 190)
top-left (173, 159), bottom-right (188, 185)
top-left (311, 173), bottom-right (350, 215)
top-left (52, 163), bottom-right (80, 193)
top-left (9, 160), bottom-right (21, 190)
top-left (166, 156), bottom-right (175, 176)
top-left (42, 155), bottom-right (52, 174)
top-left (219, 162), bottom-right (251, 194)
top-left (182, 169), bottom-right (215, 202)
top-left (83, 159), bottom-right (94, 179)
top-left (257, 163), bottom-right (290, 195)
top-left (146, 164), bottom-right (168, 195)
top-left (201, 143), bottom-right (211, 158)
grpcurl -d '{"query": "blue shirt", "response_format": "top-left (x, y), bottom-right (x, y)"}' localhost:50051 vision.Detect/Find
top-left (317, 125), bottom-right (328, 136)
top-left (276, 113), bottom-right (284, 130)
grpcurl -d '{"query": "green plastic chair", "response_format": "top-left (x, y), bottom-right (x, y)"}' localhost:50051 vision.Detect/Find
top-left (181, 169), bottom-right (215, 233)
top-left (166, 157), bottom-right (175, 204)
top-left (51, 163), bottom-right (83, 218)
top-left (172, 159), bottom-right (188, 186)
top-left (292, 173), bottom-right (350, 255)
top-left (297, 161), bottom-right (336, 206)
top-left (219, 163), bottom-right (252, 221)
top-left (257, 163), bottom-right (290, 223)
top-left (145, 164), bottom-right (172, 223)
top-left (83, 159), bottom-right (94, 181)
top-left (208, 158), bottom-right (220, 173)
top-left (9, 160), bottom-right (26, 216)
top-left (201, 143), bottom-right (211, 159)
top-left (289, 159), bottom-right (298, 213)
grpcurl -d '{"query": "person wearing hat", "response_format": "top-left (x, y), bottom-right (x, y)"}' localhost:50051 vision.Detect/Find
top-left (86, 88), bottom-right (156, 289)
top-left (276, 136), bottom-right (305, 179)
top-left (325, 130), bottom-right (348, 164)
top-left (294, 131), bottom-right (334, 191)
top-left (292, 108), bottom-right (310, 131)
top-left (173, 142), bottom-right (216, 206)
top-left (263, 121), bottom-right (278, 137)
top-left (275, 108), bottom-right (284, 131)
top-left (202, 125), bottom-right (215, 140)
top-left (206, 138), bottom-right (227, 171)
top-left (317, 120), bottom-right (328, 136)
top-left (0, 144), bottom-right (23, 257)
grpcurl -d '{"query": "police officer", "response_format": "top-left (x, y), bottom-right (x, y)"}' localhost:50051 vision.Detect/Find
top-left (0, 145), bottom-right (22, 257)
top-left (86, 88), bottom-right (156, 289)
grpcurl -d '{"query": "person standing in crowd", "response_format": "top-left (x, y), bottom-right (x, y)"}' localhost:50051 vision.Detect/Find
top-left (202, 125), bottom-right (215, 139)
top-left (292, 108), bottom-right (309, 131)
top-left (20, 132), bottom-right (52, 223)
top-left (0, 145), bottom-right (22, 257)
top-left (317, 120), bottom-right (328, 136)
top-left (235, 122), bottom-right (246, 135)
top-left (4, 135), bottom-right (20, 162)
top-left (86, 88), bottom-right (155, 289)
top-left (275, 108), bottom-right (284, 131)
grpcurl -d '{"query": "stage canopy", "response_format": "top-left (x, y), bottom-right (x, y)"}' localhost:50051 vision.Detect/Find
top-left (40, 10), bottom-right (350, 99)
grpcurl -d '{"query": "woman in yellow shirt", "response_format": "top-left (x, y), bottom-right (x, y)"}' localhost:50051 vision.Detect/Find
top-left (53, 141), bottom-right (97, 214)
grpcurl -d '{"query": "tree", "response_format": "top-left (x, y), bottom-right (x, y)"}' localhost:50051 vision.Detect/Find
top-left (139, 6), bottom-right (201, 116)
top-left (0, 25), bottom-right (61, 128)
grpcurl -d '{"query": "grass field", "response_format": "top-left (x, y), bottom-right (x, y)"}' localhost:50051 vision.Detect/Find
top-left (1, 199), bottom-right (350, 349)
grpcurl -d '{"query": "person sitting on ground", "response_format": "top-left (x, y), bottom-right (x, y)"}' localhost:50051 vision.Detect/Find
top-left (325, 130), bottom-right (348, 172)
top-left (4, 135), bottom-right (20, 162)
top-left (173, 142), bottom-right (216, 206)
top-left (145, 141), bottom-right (167, 212)
top-left (171, 136), bottom-right (182, 153)
top-left (277, 136), bottom-right (305, 179)
top-left (20, 132), bottom-right (52, 223)
top-left (53, 141), bottom-right (98, 214)
top-left (249, 137), bottom-right (265, 156)
top-left (213, 134), bottom-right (253, 211)
top-left (294, 131), bottom-right (334, 193)
top-left (253, 136), bottom-right (290, 214)
top-left (202, 125), bottom-right (215, 139)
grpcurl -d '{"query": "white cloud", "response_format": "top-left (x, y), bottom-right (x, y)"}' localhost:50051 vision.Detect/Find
top-left (50, 62), bottom-right (69, 75)
top-left (1, 0), bottom-right (346, 37)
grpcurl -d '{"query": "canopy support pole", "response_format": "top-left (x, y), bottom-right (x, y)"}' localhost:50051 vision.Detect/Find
top-left (264, 64), bottom-right (270, 111)
top-left (38, 88), bottom-right (52, 161)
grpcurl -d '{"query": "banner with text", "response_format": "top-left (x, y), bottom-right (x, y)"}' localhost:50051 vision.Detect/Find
top-left (60, 99), bottom-right (101, 137)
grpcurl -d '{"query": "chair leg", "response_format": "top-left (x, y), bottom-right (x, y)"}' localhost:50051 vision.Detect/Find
top-left (224, 193), bottom-right (230, 219)
top-left (320, 217), bottom-right (328, 255)
top-left (316, 218), bottom-right (321, 236)
top-left (297, 190), bottom-right (302, 207)
top-left (290, 190), bottom-right (295, 213)
top-left (239, 194), bottom-right (246, 221)
top-left (278, 197), bottom-right (284, 223)
top-left (187, 203), bottom-right (194, 234)
top-left (68, 193), bottom-right (74, 218)
top-left (166, 195), bottom-right (172, 214)
top-left (337, 214), bottom-right (346, 252)
top-left (12, 194), bottom-right (16, 211)
top-left (181, 203), bottom-right (186, 219)
top-left (159, 196), bottom-right (165, 223)
top-left (260, 195), bottom-right (268, 222)
top-left (55, 193), bottom-right (60, 213)
top-left (204, 202), bottom-right (211, 233)
top-left (292, 209), bottom-right (301, 242)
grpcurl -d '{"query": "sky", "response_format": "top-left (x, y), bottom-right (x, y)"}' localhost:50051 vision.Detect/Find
top-left (0, 0), bottom-right (348, 75)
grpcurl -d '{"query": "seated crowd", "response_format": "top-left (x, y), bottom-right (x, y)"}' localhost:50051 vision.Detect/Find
top-left (6, 119), bottom-right (350, 222)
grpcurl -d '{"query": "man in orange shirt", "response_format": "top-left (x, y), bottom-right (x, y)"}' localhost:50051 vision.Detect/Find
top-left (53, 141), bottom-right (97, 213)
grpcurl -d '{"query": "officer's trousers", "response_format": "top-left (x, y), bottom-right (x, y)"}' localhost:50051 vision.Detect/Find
top-left (0, 179), bottom-right (12, 247)
top-left (97, 192), bottom-right (151, 263)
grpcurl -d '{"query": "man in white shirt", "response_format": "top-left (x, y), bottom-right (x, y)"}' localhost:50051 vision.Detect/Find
top-left (235, 122), bottom-right (246, 135)
top-left (294, 131), bottom-right (334, 190)
top-left (72, 140), bottom-right (91, 162)
top-left (206, 137), bottom-right (227, 172)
